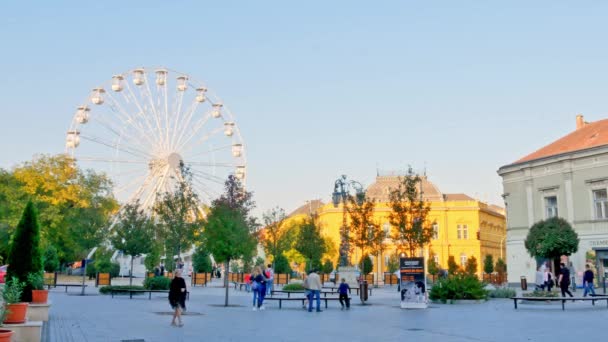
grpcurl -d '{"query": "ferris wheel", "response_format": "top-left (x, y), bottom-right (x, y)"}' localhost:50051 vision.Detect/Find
top-left (65, 67), bottom-right (246, 210)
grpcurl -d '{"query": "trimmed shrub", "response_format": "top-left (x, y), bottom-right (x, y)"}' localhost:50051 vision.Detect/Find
top-left (143, 276), bottom-right (171, 290)
top-left (282, 283), bottom-right (305, 291)
top-left (43, 246), bottom-right (60, 273)
top-left (192, 246), bottom-right (212, 273)
top-left (99, 285), bottom-right (145, 295)
top-left (523, 290), bottom-right (559, 298)
top-left (274, 253), bottom-right (292, 274)
top-left (360, 254), bottom-right (373, 275)
top-left (429, 274), bottom-right (489, 303)
top-left (488, 287), bottom-right (516, 298)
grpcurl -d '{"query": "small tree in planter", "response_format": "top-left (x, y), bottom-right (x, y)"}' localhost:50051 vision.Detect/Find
top-left (524, 217), bottom-right (579, 274)
top-left (483, 255), bottom-right (494, 281)
top-left (2, 277), bottom-right (27, 324)
top-left (27, 271), bottom-right (48, 303)
top-left (0, 304), bottom-right (13, 341)
top-left (465, 256), bottom-right (478, 276)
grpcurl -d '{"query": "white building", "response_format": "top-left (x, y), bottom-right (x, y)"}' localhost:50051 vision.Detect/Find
top-left (498, 115), bottom-right (608, 284)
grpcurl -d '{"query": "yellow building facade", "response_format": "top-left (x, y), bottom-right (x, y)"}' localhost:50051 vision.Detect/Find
top-left (297, 175), bottom-right (506, 281)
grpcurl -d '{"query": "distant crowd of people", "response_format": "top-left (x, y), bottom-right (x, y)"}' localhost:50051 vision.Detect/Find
top-left (535, 262), bottom-right (596, 298)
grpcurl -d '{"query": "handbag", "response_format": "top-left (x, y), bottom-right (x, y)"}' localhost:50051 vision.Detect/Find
top-left (252, 281), bottom-right (260, 290)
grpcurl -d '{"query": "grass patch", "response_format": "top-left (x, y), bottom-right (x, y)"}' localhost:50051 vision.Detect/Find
top-left (282, 283), bottom-right (306, 291)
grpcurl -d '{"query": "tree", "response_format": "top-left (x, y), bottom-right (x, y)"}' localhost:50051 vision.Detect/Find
top-left (192, 245), bottom-right (213, 273)
top-left (524, 217), bottom-right (579, 272)
top-left (43, 245), bottom-right (60, 273)
top-left (294, 215), bottom-right (326, 272)
top-left (6, 201), bottom-right (43, 302)
top-left (483, 255), bottom-right (494, 275)
top-left (388, 167), bottom-right (433, 257)
top-left (465, 256), bottom-right (478, 276)
top-left (321, 259), bottom-right (334, 274)
top-left (274, 253), bottom-right (291, 274)
top-left (447, 255), bottom-right (459, 276)
top-left (111, 201), bottom-right (156, 286)
top-left (144, 244), bottom-right (161, 273)
top-left (155, 165), bottom-right (204, 268)
top-left (346, 194), bottom-right (383, 275)
top-left (202, 175), bottom-right (258, 306)
top-left (387, 254), bottom-right (400, 273)
top-left (261, 207), bottom-right (296, 267)
top-left (427, 252), bottom-right (439, 281)
top-left (495, 258), bottom-right (507, 275)
top-left (360, 254), bottom-right (373, 275)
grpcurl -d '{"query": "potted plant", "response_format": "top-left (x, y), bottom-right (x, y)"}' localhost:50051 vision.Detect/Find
top-left (0, 304), bottom-right (15, 342)
top-left (27, 272), bottom-right (48, 304)
top-left (2, 277), bottom-right (28, 324)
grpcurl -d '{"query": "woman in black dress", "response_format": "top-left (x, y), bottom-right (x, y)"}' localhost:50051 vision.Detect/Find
top-left (169, 269), bottom-right (187, 327)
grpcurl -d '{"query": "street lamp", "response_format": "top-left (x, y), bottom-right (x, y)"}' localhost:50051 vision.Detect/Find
top-left (332, 175), bottom-right (365, 267)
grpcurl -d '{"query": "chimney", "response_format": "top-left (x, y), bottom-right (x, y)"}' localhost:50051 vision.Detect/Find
top-left (576, 114), bottom-right (585, 130)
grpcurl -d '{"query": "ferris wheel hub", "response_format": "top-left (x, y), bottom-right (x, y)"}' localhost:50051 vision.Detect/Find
top-left (167, 152), bottom-right (182, 169)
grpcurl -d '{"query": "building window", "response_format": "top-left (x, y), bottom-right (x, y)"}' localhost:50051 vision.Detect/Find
top-left (457, 224), bottom-right (468, 239)
top-left (433, 255), bottom-right (439, 265)
top-left (432, 223), bottom-right (439, 239)
top-left (460, 254), bottom-right (467, 266)
top-left (545, 196), bottom-right (558, 218)
top-left (594, 189), bottom-right (608, 219)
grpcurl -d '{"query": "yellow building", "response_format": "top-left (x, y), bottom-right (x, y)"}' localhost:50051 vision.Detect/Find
top-left (293, 175), bottom-right (506, 281)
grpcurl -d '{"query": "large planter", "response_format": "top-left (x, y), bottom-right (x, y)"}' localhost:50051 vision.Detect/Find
top-left (4, 303), bottom-right (29, 324)
top-left (0, 329), bottom-right (13, 342)
top-left (31, 289), bottom-right (49, 304)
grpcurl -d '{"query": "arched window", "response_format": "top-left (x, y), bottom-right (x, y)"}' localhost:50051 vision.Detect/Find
top-left (460, 253), bottom-right (467, 266)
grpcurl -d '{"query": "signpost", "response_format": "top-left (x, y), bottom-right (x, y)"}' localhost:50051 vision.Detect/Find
top-left (399, 257), bottom-right (427, 309)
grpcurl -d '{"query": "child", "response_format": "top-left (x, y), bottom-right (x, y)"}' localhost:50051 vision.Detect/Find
top-left (338, 278), bottom-right (350, 310)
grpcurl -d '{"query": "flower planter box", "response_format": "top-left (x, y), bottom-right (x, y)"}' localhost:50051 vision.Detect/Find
top-left (96, 273), bottom-right (111, 287)
top-left (4, 303), bottom-right (29, 324)
top-left (31, 289), bottom-right (48, 304)
top-left (27, 302), bottom-right (51, 322)
top-left (0, 329), bottom-right (13, 342)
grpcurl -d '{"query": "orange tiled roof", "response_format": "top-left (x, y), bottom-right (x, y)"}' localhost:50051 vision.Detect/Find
top-left (516, 118), bottom-right (608, 163)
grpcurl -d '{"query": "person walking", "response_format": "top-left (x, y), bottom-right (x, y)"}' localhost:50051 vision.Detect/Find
top-left (169, 269), bottom-right (187, 327)
top-left (250, 267), bottom-right (260, 310)
top-left (544, 268), bottom-right (554, 292)
top-left (251, 266), bottom-right (267, 310)
top-left (338, 278), bottom-right (350, 310)
top-left (558, 263), bottom-right (574, 299)
top-left (583, 264), bottom-right (596, 297)
top-left (535, 266), bottom-right (545, 291)
top-left (265, 264), bottom-right (274, 296)
top-left (307, 269), bottom-right (322, 312)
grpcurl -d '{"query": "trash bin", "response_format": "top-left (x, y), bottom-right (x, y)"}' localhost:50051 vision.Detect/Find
top-left (520, 276), bottom-right (527, 291)
top-left (360, 280), bottom-right (369, 302)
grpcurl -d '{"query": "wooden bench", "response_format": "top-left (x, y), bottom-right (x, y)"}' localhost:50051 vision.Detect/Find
top-left (323, 286), bottom-right (372, 296)
top-left (110, 289), bottom-right (190, 300)
top-left (264, 296), bottom-right (351, 309)
top-left (232, 282), bottom-right (249, 291)
top-left (511, 295), bottom-right (608, 310)
top-left (271, 290), bottom-right (340, 298)
top-left (49, 283), bottom-right (88, 292)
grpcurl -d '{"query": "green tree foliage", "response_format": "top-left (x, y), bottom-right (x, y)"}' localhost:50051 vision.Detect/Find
top-left (360, 254), bottom-right (373, 275)
top-left (154, 165), bottom-right (204, 267)
top-left (429, 274), bottom-right (489, 302)
top-left (427, 252), bottom-right (439, 279)
top-left (321, 259), bottom-right (334, 274)
top-left (294, 215), bottom-right (326, 271)
top-left (192, 246), bottom-right (213, 273)
top-left (202, 175), bottom-right (258, 306)
top-left (346, 194), bottom-right (384, 272)
top-left (465, 256), bottom-right (478, 276)
top-left (6, 201), bottom-right (43, 302)
top-left (388, 167), bottom-right (433, 257)
top-left (524, 217), bottom-right (579, 269)
top-left (261, 207), bottom-right (296, 266)
top-left (495, 258), bottom-right (507, 275)
top-left (144, 245), bottom-right (161, 273)
top-left (274, 253), bottom-right (292, 274)
top-left (483, 255), bottom-right (494, 274)
top-left (43, 245), bottom-right (60, 273)
top-left (111, 201), bottom-right (156, 286)
top-left (94, 248), bottom-right (120, 278)
top-left (447, 255), bottom-right (459, 276)
top-left (1, 155), bottom-right (118, 263)
top-left (387, 254), bottom-right (400, 273)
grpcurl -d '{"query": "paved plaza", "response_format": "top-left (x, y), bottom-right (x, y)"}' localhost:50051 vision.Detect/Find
top-left (40, 278), bottom-right (608, 342)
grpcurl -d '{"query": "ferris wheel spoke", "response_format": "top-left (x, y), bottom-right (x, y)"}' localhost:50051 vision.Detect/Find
top-left (191, 177), bottom-right (220, 201)
top-left (188, 161), bottom-right (236, 168)
top-left (185, 144), bottom-right (232, 158)
top-left (89, 115), bottom-right (155, 152)
top-left (171, 99), bottom-right (200, 151)
top-left (123, 80), bottom-right (165, 152)
top-left (190, 169), bottom-right (227, 185)
top-left (143, 80), bottom-right (168, 151)
top-left (106, 92), bottom-right (160, 148)
top-left (179, 126), bottom-right (224, 156)
top-left (76, 157), bottom-right (148, 164)
top-left (141, 166), bottom-right (170, 210)
top-left (114, 173), bottom-right (149, 195)
top-left (175, 110), bottom-right (213, 151)
top-left (80, 134), bottom-right (152, 160)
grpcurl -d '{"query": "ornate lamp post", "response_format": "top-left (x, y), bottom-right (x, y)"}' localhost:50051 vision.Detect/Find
top-left (332, 175), bottom-right (365, 267)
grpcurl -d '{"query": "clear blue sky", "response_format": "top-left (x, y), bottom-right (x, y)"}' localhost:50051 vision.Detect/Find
top-left (1, 1), bottom-right (607, 216)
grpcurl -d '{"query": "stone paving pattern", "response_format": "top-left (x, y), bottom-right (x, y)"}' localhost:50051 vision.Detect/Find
top-left (43, 278), bottom-right (608, 342)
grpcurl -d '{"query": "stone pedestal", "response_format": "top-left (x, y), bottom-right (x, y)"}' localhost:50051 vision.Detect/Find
top-left (4, 321), bottom-right (42, 342)
top-left (338, 266), bottom-right (359, 288)
top-left (27, 302), bottom-right (51, 322)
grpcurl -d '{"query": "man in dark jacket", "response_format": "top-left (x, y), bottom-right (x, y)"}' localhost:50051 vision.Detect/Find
top-left (558, 263), bottom-right (574, 298)
top-left (583, 264), bottom-right (596, 297)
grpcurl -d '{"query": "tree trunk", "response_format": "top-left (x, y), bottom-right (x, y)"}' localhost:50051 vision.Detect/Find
top-left (129, 256), bottom-right (134, 286)
top-left (224, 260), bottom-right (230, 307)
